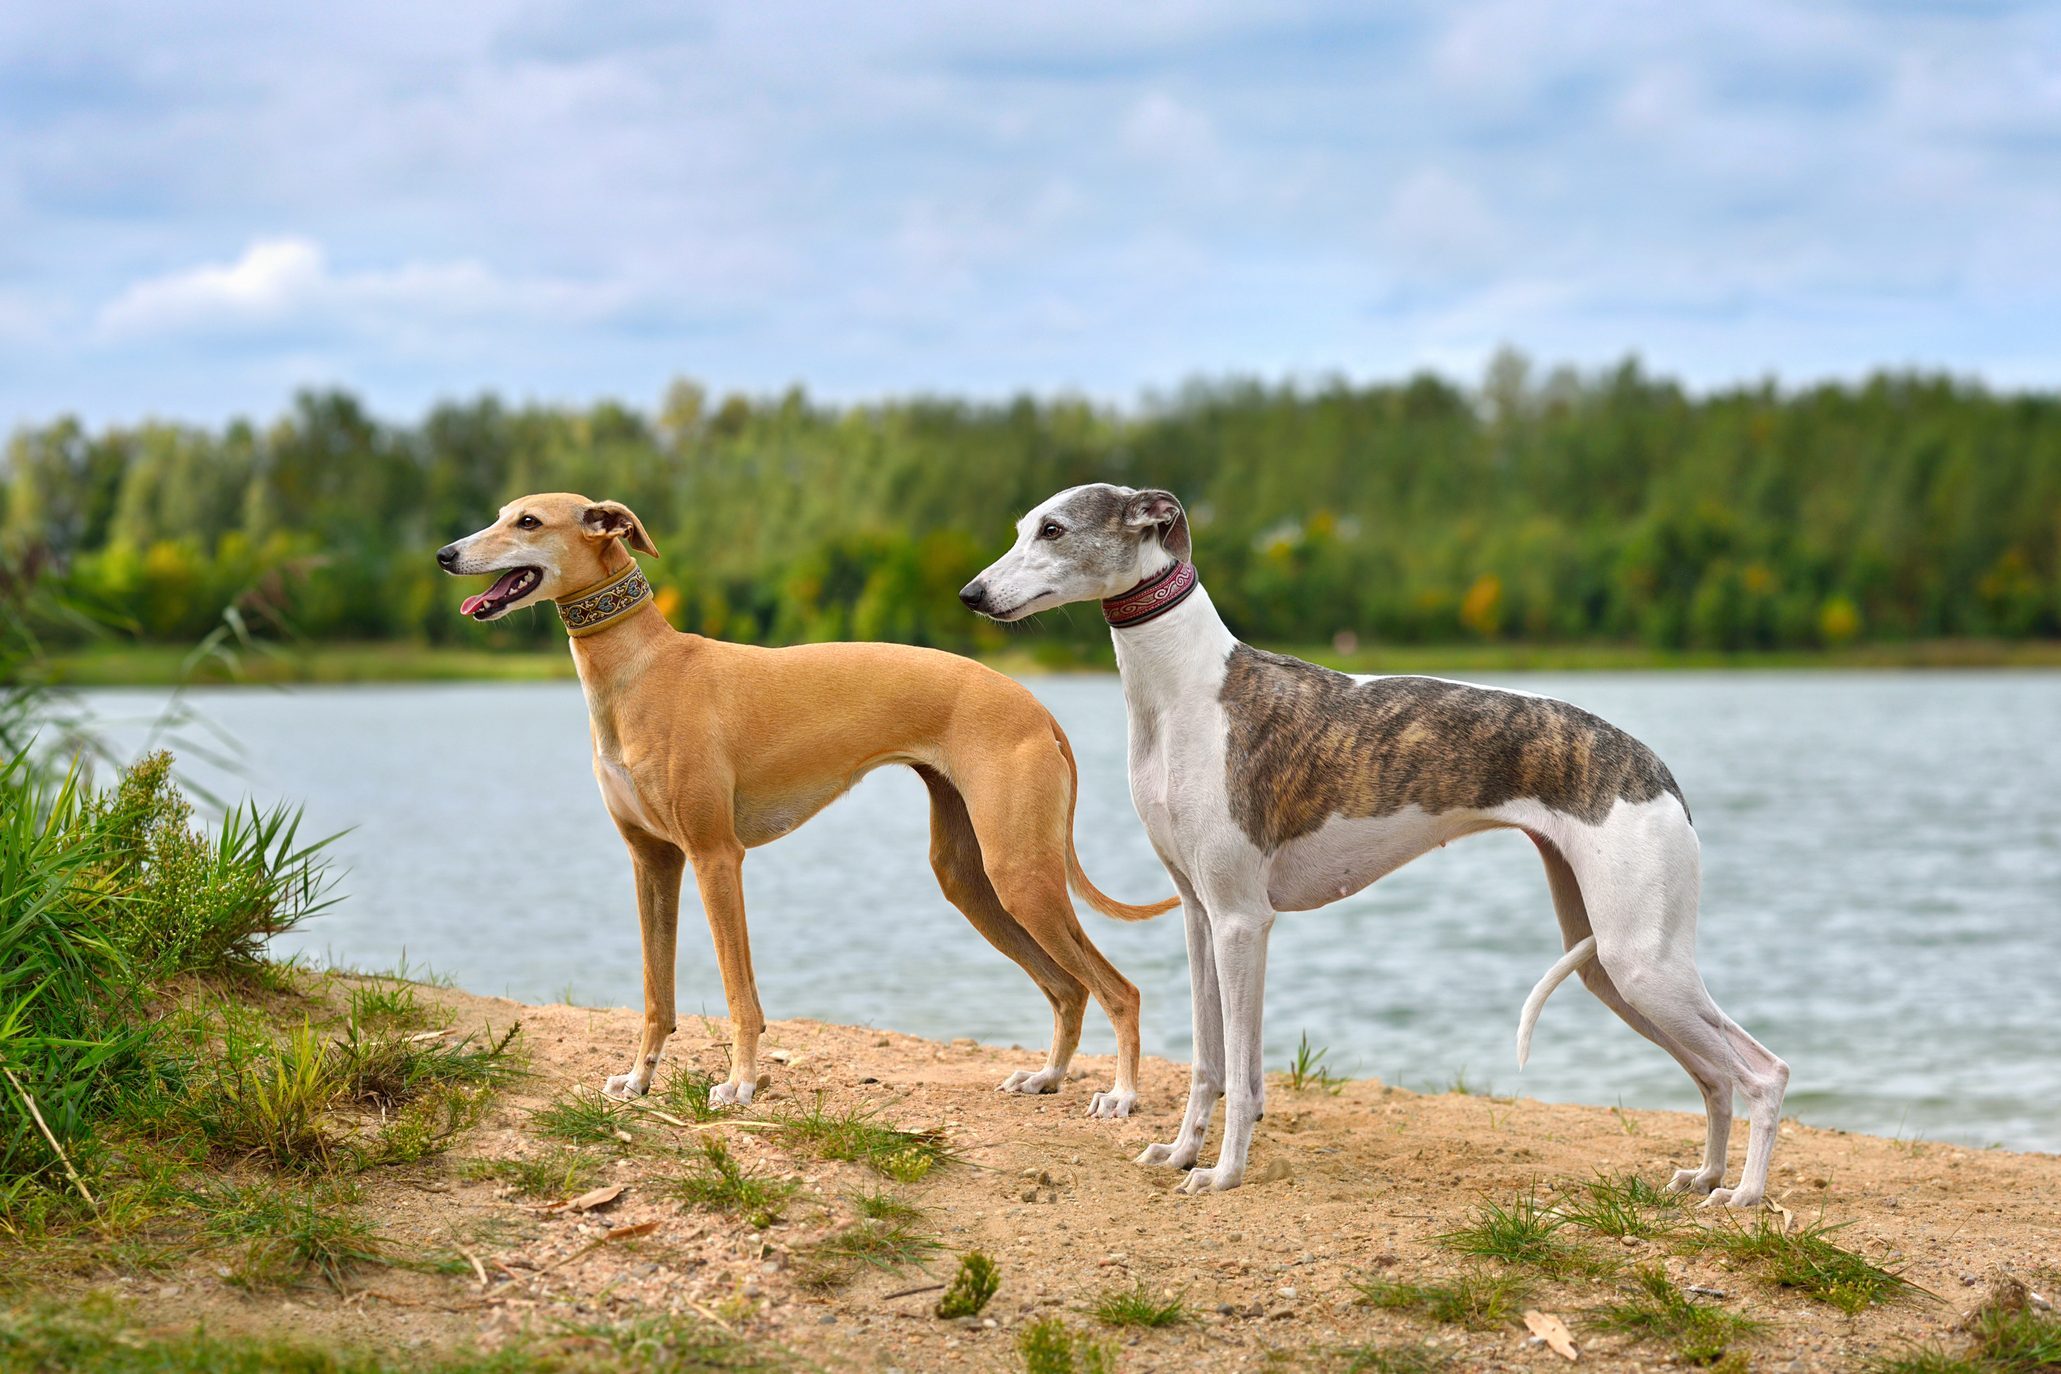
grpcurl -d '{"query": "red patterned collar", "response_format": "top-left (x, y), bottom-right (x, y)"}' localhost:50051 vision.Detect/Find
top-left (1102, 560), bottom-right (1198, 628)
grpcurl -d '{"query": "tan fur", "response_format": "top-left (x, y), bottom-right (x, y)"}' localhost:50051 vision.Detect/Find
top-left (441, 492), bottom-right (1173, 1112)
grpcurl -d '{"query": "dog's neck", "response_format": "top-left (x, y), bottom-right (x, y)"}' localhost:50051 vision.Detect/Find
top-left (1107, 561), bottom-right (1239, 725)
top-left (561, 551), bottom-right (674, 685)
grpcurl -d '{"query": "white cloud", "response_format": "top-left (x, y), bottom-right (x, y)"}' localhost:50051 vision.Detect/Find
top-left (1120, 92), bottom-right (1218, 165)
top-left (96, 236), bottom-right (627, 343)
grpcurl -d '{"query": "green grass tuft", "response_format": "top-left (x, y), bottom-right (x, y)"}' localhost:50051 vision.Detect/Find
top-left (462, 1149), bottom-right (604, 1199)
top-left (1092, 1280), bottom-right (1186, 1327)
top-left (775, 1096), bottom-right (956, 1181)
top-left (796, 1218), bottom-right (942, 1290)
top-left (1340, 1344), bottom-right (1455, 1374)
top-left (1689, 1213), bottom-right (1920, 1314)
top-left (669, 1137), bottom-right (797, 1228)
top-left (1555, 1173), bottom-right (1687, 1240)
top-left (1439, 1189), bottom-right (1606, 1275)
top-left (1353, 1271), bottom-right (1528, 1329)
top-left (1869, 1280), bottom-right (2060, 1373)
top-left (936, 1251), bottom-right (1001, 1319)
top-left (1017, 1318), bottom-right (1116, 1374)
top-left (532, 1087), bottom-right (636, 1146)
top-left (1591, 1265), bottom-right (1762, 1365)
top-left (851, 1188), bottom-right (925, 1225)
top-left (193, 1177), bottom-right (387, 1292)
top-left (1282, 1031), bottom-right (1345, 1094)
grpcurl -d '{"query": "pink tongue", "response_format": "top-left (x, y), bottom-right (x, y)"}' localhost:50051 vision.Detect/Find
top-left (458, 569), bottom-right (529, 617)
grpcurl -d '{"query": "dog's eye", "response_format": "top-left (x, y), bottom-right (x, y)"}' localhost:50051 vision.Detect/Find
top-left (516, 514), bottom-right (540, 530)
top-left (1038, 522), bottom-right (1065, 541)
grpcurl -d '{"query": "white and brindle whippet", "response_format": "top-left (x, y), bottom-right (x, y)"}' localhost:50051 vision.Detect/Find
top-left (960, 484), bottom-right (1789, 1207)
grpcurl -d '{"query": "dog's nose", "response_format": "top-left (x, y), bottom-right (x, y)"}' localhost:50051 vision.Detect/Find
top-left (435, 543), bottom-right (459, 570)
top-left (958, 579), bottom-right (986, 610)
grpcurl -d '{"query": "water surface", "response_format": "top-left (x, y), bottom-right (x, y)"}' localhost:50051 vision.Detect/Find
top-left (79, 671), bottom-right (2061, 1151)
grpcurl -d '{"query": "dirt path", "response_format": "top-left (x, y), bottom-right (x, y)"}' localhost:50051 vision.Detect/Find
top-left (86, 986), bottom-right (2061, 1371)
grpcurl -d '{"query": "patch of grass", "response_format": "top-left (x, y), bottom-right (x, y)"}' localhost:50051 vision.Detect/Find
top-left (336, 1020), bottom-right (519, 1108)
top-left (775, 1096), bottom-right (955, 1181)
top-left (1093, 1280), bottom-right (1186, 1328)
top-left (1870, 1279), bottom-right (2060, 1373)
top-left (346, 978), bottom-right (430, 1033)
top-left (1340, 1344), bottom-right (1454, 1374)
top-left (192, 1177), bottom-right (387, 1292)
top-left (1556, 1173), bottom-right (1686, 1240)
top-left (0, 1296), bottom-right (788, 1371)
top-left (1444, 1068), bottom-right (1486, 1097)
top-left (796, 1217), bottom-right (942, 1289)
top-left (1017, 1318), bottom-right (1116, 1374)
top-left (670, 1138), bottom-right (797, 1228)
top-left (654, 1067), bottom-right (724, 1123)
top-left (1283, 1031), bottom-right (1345, 1094)
top-left (937, 1251), bottom-right (1001, 1318)
top-left (464, 1149), bottom-right (605, 1200)
top-left (198, 1018), bottom-right (344, 1169)
top-left (851, 1188), bottom-right (925, 1225)
top-left (1690, 1213), bottom-right (1921, 1314)
top-left (532, 1087), bottom-right (635, 1146)
top-left (1353, 1272), bottom-right (1528, 1330)
top-left (1440, 1189), bottom-right (1603, 1275)
top-left (1592, 1266), bottom-right (1762, 1366)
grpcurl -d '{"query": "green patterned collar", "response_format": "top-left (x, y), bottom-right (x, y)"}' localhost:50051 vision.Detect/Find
top-left (556, 564), bottom-right (653, 638)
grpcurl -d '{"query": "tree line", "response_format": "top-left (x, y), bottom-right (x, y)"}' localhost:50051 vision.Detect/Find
top-left (4, 352), bottom-right (2058, 659)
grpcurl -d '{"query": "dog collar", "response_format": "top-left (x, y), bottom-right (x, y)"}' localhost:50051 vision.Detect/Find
top-left (1102, 560), bottom-right (1198, 629)
top-left (556, 564), bottom-right (653, 638)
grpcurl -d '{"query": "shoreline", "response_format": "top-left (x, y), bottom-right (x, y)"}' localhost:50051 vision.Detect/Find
top-left (45, 635), bottom-right (2061, 687)
top-left (16, 976), bottom-right (2058, 1373)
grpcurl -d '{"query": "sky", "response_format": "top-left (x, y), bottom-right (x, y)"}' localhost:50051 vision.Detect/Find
top-left (2, 1), bottom-right (2058, 428)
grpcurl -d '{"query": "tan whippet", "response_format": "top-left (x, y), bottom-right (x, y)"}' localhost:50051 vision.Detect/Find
top-left (436, 492), bottom-right (1173, 1114)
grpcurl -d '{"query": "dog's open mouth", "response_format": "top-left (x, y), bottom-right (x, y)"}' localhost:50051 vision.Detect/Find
top-left (458, 567), bottom-right (543, 619)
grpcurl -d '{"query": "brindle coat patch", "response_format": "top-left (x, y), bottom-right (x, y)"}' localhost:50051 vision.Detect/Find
top-left (1219, 646), bottom-right (1688, 850)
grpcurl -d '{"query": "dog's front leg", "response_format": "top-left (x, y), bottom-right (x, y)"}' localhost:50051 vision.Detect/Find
top-left (1177, 906), bottom-right (1273, 1194)
top-left (691, 842), bottom-right (766, 1107)
top-left (1137, 877), bottom-right (1222, 1170)
top-left (605, 836), bottom-right (685, 1100)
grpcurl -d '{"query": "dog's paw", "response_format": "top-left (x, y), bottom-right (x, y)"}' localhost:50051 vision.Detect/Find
top-left (997, 1067), bottom-right (1064, 1096)
top-left (1665, 1166), bottom-right (1721, 1197)
top-left (1174, 1163), bottom-right (1243, 1195)
top-left (1085, 1088), bottom-right (1136, 1120)
top-left (1700, 1185), bottom-right (1763, 1210)
top-left (708, 1077), bottom-right (756, 1108)
top-left (1134, 1139), bottom-right (1199, 1169)
top-left (602, 1072), bottom-right (650, 1101)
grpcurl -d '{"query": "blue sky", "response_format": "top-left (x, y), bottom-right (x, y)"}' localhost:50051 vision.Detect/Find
top-left (2, 1), bottom-right (2057, 427)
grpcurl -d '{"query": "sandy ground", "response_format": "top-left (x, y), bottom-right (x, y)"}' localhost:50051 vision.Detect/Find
top-left (84, 986), bottom-right (2061, 1372)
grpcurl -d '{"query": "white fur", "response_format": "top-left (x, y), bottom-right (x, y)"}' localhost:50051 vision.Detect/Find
top-left (1105, 584), bottom-right (1789, 1207)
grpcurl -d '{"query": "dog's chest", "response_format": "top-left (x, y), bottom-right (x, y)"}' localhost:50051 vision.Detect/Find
top-left (594, 751), bottom-right (663, 835)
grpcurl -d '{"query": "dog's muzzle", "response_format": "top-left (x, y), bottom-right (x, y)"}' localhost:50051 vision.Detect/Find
top-left (958, 579), bottom-right (988, 612)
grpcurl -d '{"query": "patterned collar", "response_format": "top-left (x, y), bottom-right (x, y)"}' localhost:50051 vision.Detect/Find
top-left (1102, 560), bottom-right (1199, 629)
top-left (556, 563), bottom-right (653, 638)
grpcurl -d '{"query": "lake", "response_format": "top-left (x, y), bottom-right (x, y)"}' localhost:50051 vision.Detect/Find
top-left (77, 670), bottom-right (2061, 1152)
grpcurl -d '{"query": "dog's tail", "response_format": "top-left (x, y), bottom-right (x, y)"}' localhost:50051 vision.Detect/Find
top-left (1051, 721), bottom-right (1179, 921)
top-left (1515, 935), bottom-right (1596, 1068)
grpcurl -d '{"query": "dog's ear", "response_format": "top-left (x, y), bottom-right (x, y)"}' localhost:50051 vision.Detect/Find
top-left (1121, 488), bottom-right (1191, 561)
top-left (580, 500), bottom-right (660, 557)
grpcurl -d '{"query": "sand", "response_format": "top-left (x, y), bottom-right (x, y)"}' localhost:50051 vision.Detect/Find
top-left (82, 986), bottom-right (2061, 1371)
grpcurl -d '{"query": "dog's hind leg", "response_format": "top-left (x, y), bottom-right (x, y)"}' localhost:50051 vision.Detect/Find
top-left (605, 831), bottom-right (686, 1100)
top-left (1532, 832), bottom-right (1732, 1194)
top-left (1137, 871), bottom-right (1223, 1170)
top-left (957, 746), bottom-right (1145, 1120)
top-left (1561, 809), bottom-right (1789, 1209)
top-left (918, 767), bottom-right (1088, 1098)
